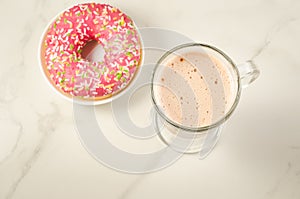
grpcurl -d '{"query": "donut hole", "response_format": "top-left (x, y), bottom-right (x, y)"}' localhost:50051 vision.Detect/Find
top-left (81, 40), bottom-right (105, 62)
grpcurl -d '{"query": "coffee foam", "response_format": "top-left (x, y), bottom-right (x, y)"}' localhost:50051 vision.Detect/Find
top-left (153, 50), bottom-right (237, 128)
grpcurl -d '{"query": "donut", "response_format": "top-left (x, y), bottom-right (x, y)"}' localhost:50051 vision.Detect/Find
top-left (40, 3), bottom-right (143, 101)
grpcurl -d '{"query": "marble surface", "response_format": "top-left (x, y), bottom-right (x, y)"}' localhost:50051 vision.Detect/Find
top-left (1, 0), bottom-right (300, 198)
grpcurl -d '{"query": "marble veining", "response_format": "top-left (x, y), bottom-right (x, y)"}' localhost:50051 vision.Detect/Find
top-left (265, 162), bottom-right (294, 198)
top-left (117, 175), bottom-right (146, 199)
top-left (251, 17), bottom-right (298, 61)
top-left (4, 103), bottom-right (61, 199)
top-left (0, 121), bottom-right (22, 165)
top-left (0, 23), bottom-right (33, 103)
top-left (289, 146), bottom-right (300, 150)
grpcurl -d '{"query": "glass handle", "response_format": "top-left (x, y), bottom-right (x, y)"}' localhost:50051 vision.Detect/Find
top-left (237, 60), bottom-right (260, 88)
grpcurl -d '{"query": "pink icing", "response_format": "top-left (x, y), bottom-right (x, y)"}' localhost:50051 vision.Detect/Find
top-left (43, 3), bottom-right (142, 98)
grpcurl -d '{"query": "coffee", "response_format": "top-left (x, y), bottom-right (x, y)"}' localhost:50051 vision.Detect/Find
top-left (153, 50), bottom-right (237, 128)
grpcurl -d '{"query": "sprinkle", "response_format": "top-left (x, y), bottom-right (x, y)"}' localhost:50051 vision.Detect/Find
top-left (105, 84), bottom-right (115, 90)
top-left (116, 73), bottom-right (122, 80)
top-left (93, 19), bottom-right (99, 25)
top-left (70, 44), bottom-right (74, 50)
top-left (67, 21), bottom-right (73, 28)
top-left (60, 78), bottom-right (66, 83)
top-left (64, 18), bottom-right (67, 24)
top-left (103, 66), bottom-right (108, 73)
top-left (87, 7), bottom-right (92, 14)
top-left (103, 20), bottom-right (108, 26)
top-left (98, 84), bottom-right (104, 88)
top-left (121, 77), bottom-right (126, 82)
top-left (126, 52), bottom-right (133, 58)
top-left (119, 16), bottom-right (125, 26)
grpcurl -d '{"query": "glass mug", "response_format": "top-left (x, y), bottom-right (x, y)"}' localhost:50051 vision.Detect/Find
top-left (151, 43), bottom-right (259, 158)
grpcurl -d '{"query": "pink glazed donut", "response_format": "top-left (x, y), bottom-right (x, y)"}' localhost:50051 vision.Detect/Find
top-left (40, 3), bottom-right (143, 101)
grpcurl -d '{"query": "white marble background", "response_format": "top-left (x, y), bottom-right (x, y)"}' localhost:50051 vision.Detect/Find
top-left (1, 0), bottom-right (300, 198)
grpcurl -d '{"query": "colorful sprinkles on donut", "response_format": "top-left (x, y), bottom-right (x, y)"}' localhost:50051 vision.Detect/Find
top-left (41, 3), bottom-right (142, 100)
